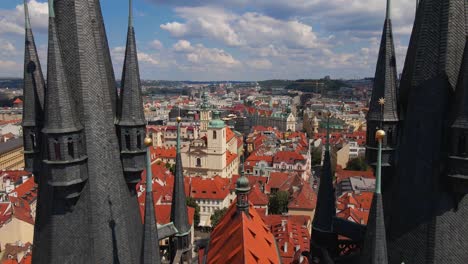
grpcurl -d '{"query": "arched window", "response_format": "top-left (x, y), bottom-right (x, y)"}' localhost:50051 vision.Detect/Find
top-left (67, 138), bottom-right (75, 159)
top-left (458, 134), bottom-right (466, 156)
top-left (387, 128), bottom-right (393, 145)
top-left (136, 131), bottom-right (142, 149)
top-left (213, 131), bottom-right (217, 139)
top-left (125, 132), bottom-right (131, 150)
top-left (30, 133), bottom-right (36, 149)
top-left (196, 158), bottom-right (202, 167)
top-left (54, 139), bottom-right (61, 160)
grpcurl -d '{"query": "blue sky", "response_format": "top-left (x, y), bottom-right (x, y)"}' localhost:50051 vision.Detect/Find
top-left (0, 0), bottom-right (417, 81)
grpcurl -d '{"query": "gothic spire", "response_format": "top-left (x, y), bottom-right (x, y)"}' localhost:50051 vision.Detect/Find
top-left (360, 130), bottom-right (388, 264)
top-left (171, 117), bottom-right (191, 235)
top-left (141, 135), bottom-right (162, 264)
top-left (367, 0), bottom-right (398, 122)
top-left (118, 0), bottom-right (145, 127)
top-left (312, 111), bottom-right (336, 233)
top-left (43, 0), bottom-right (82, 134)
top-left (22, 0), bottom-right (45, 128)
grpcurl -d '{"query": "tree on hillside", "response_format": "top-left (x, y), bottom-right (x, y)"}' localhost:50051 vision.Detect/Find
top-left (186, 197), bottom-right (200, 227)
top-left (268, 191), bottom-right (290, 215)
top-left (210, 207), bottom-right (228, 230)
top-left (345, 157), bottom-right (368, 171)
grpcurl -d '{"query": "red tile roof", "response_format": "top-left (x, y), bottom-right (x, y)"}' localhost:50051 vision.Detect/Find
top-left (336, 207), bottom-right (370, 225)
top-left (207, 202), bottom-right (281, 264)
top-left (139, 203), bottom-right (195, 226)
top-left (13, 98), bottom-right (23, 104)
top-left (8, 177), bottom-right (37, 225)
top-left (288, 184), bottom-right (317, 211)
top-left (267, 172), bottom-right (303, 193)
top-left (262, 215), bottom-right (311, 264)
top-left (249, 186), bottom-right (269, 206)
top-left (273, 151), bottom-right (306, 165)
top-left (226, 151), bottom-right (238, 166)
top-left (226, 127), bottom-right (235, 143)
top-left (151, 146), bottom-right (176, 160)
top-left (189, 176), bottom-right (230, 200)
top-left (0, 202), bottom-right (12, 227)
top-left (335, 167), bottom-right (374, 184)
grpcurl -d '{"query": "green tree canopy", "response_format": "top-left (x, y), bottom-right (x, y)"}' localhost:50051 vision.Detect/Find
top-left (311, 146), bottom-right (323, 166)
top-left (345, 157), bottom-right (368, 171)
top-left (210, 207), bottom-right (228, 230)
top-left (268, 191), bottom-right (290, 215)
top-left (186, 197), bottom-right (200, 227)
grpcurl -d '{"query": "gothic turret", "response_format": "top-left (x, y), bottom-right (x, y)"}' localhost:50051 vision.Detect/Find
top-left (42, 0), bottom-right (88, 205)
top-left (141, 135), bottom-right (162, 264)
top-left (117, 0), bottom-right (147, 194)
top-left (170, 117), bottom-right (192, 263)
top-left (360, 130), bottom-right (388, 264)
top-left (365, 0), bottom-right (399, 187)
top-left (311, 111), bottom-right (337, 263)
top-left (447, 38), bottom-right (468, 195)
top-left (389, 0), bottom-right (467, 262)
top-left (36, 2), bottom-right (90, 262)
top-left (236, 161), bottom-right (250, 214)
top-left (22, 0), bottom-right (45, 175)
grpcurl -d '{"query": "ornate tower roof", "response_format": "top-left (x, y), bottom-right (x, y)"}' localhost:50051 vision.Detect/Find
top-left (117, 0), bottom-right (145, 127)
top-left (170, 117), bottom-right (191, 235)
top-left (22, 0), bottom-right (45, 128)
top-left (209, 111), bottom-right (225, 129)
top-left (360, 130), bottom-right (388, 264)
top-left (43, 0), bottom-right (82, 134)
top-left (141, 135), bottom-right (162, 264)
top-left (236, 161), bottom-right (250, 213)
top-left (367, 0), bottom-right (399, 122)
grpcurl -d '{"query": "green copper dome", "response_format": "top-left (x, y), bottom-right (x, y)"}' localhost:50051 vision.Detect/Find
top-left (236, 175), bottom-right (250, 192)
top-left (209, 111), bottom-right (225, 128)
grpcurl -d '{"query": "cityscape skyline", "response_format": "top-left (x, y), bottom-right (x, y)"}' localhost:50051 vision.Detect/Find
top-left (0, 0), bottom-right (418, 81)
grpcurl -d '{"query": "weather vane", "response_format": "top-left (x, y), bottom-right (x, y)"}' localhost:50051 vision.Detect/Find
top-left (378, 97), bottom-right (385, 129)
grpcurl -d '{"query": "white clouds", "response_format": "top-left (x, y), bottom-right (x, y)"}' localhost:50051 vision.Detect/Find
top-left (150, 40), bottom-right (164, 50)
top-left (0, 0), bottom-right (48, 36)
top-left (138, 52), bottom-right (159, 65)
top-left (172, 40), bottom-right (240, 67)
top-left (246, 59), bottom-right (272, 70)
top-left (161, 7), bottom-right (321, 50)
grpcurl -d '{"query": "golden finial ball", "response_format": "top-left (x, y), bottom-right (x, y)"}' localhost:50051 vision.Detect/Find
top-left (176, 116), bottom-right (182, 123)
top-left (375, 130), bottom-right (386, 141)
top-left (144, 136), bottom-right (153, 147)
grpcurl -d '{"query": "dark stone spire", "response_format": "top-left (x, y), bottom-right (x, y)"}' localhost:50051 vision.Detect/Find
top-left (141, 135), bottom-right (162, 264)
top-left (311, 112), bottom-right (337, 262)
top-left (41, 0), bottom-right (143, 262)
top-left (22, 0), bottom-right (46, 174)
top-left (389, 0), bottom-right (467, 263)
top-left (365, 0), bottom-right (399, 227)
top-left (170, 117), bottom-right (192, 263)
top-left (447, 38), bottom-right (468, 194)
top-left (117, 0), bottom-right (146, 194)
top-left (360, 130), bottom-right (388, 264)
top-left (35, 1), bottom-right (91, 262)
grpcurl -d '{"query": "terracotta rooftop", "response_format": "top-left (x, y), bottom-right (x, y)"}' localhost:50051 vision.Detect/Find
top-left (207, 202), bottom-right (281, 264)
top-left (288, 183), bottom-right (317, 211)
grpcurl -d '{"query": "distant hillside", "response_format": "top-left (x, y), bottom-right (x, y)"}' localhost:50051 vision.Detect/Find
top-left (285, 79), bottom-right (348, 93)
top-left (0, 78), bottom-right (23, 89)
top-left (258, 80), bottom-right (294, 89)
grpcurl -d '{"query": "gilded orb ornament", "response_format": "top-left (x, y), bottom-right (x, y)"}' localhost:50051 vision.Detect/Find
top-left (375, 129), bottom-right (386, 141)
top-left (176, 116), bottom-right (182, 123)
top-left (144, 136), bottom-right (153, 147)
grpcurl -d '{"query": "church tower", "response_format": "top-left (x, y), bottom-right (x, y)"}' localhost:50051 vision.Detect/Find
top-left (199, 89), bottom-right (211, 133)
top-left (310, 112), bottom-right (337, 263)
top-left (117, 0), bottom-right (147, 194)
top-left (38, 1), bottom-right (90, 261)
top-left (389, 0), bottom-right (467, 262)
top-left (365, 0), bottom-right (399, 198)
top-left (170, 117), bottom-right (192, 263)
top-left (22, 0), bottom-right (45, 176)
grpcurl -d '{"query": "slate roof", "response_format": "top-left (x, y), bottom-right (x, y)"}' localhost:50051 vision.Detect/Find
top-left (0, 138), bottom-right (23, 155)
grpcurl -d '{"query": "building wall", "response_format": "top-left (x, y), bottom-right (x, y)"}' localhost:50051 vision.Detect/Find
top-left (0, 147), bottom-right (25, 170)
top-left (0, 218), bottom-right (34, 251)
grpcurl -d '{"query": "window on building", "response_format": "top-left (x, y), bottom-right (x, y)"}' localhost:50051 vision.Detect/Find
top-left (213, 130), bottom-right (217, 139)
top-left (30, 133), bottom-right (36, 149)
top-left (67, 138), bottom-right (75, 159)
top-left (196, 158), bottom-right (202, 167)
top-left (387, 128), bottom-right (393, 145)
top-left (136, 131), bottom-right (142, 149)
top-left (54, 139), bottom-right (61, 160)
top-left (125, 132), bottom-right (131, 150)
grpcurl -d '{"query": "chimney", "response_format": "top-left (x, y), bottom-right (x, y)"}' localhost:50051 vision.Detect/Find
top-left (284, 242), bottom-right (288, 253)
